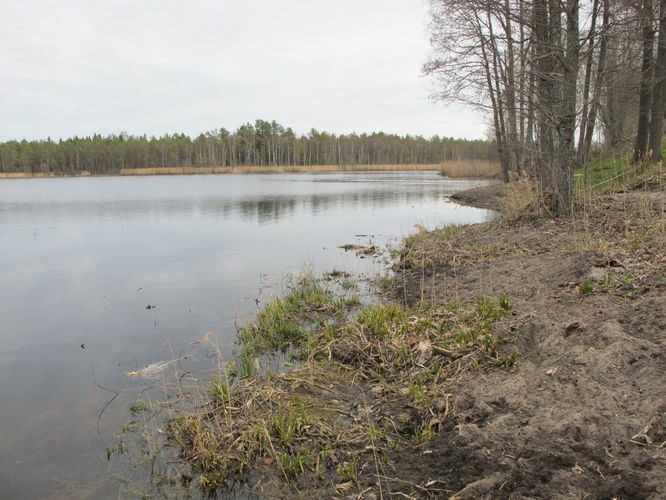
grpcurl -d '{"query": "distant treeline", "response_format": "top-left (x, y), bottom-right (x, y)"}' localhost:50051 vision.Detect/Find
top-left (0, 120), bottom-right (497, 175)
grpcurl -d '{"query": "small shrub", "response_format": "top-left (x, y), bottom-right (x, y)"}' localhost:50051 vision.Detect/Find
top-left (447, 299), bottom-right (463, 312)
top-left (482, 334), bottom-right (496, 350)
top-left (344, 293), bottom-right (361, 307)
top-left (367, 425), bottom-right (386, 443)
top-left (498, 351), bottom-right (518, 368)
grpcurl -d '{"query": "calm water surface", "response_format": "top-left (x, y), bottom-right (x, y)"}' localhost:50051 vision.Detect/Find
top-left (0, 172), bottom-right (494, 498)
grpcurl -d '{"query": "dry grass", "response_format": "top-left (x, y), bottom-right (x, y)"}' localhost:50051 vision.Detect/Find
top-left (438, 161), bottom-right (502, 179)
top-left (0, 171), bottom-right (92, 179)
top-left (0, 172), bottom-right (53, 178)
top-left (0, 162), bottom-right (502, 179)
top-left (119, 164), bottom-right (443, 176)
top-left (497, 179), bottom-right (539, 219)
top-left (164, 296), bottom-right (517, 496)
top-left (402, 176), bottom-right (664, 305)
top-left (117, 271), bottom-right (518, 497)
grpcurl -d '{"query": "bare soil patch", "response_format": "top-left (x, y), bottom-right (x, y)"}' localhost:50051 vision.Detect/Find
top-left (388, 186), bottom-right (666, 498)
top-left (449, 182), bottom-right (510, 210)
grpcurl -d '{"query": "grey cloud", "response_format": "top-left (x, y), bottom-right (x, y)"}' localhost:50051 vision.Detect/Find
top-left (0, 0), bottom-right (485, 141)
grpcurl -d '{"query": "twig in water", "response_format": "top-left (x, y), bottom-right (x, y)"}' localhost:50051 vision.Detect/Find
top-left (92, 366), bottom-right (119, 434)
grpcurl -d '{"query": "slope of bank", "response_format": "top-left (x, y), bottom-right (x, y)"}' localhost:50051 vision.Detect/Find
top-left (393, 182), bottom-right (665, 498)
top-left (449, 182), bottom-right (512, 210)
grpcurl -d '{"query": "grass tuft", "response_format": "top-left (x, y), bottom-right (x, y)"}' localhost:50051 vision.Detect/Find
top-left (128, 267), bottom-right (518, 497)
top-left (356, 303), bottom-right (409, 339)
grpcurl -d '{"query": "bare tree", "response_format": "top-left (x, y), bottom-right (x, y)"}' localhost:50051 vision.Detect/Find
top-left (634, 0), bottom-right (655, 162)
top-left (648, 0), bottom-right (666, 160)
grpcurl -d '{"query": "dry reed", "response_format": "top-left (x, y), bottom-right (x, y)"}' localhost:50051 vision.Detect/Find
top-left (0, 162), bottom-right (502, 179)
top-left (119, 164), bottom-right (444, 175)
top-left (438, 161), bottom-right (502, 179)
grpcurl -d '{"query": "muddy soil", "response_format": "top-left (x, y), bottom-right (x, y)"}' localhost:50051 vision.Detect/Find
top-left (449, 182), bottom-right (511, 210)
top-left (386, 187), bottom-right (665, 498)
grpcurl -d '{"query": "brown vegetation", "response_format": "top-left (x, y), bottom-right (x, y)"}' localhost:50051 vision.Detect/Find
top-left (0, 170), bottom-right (91, 179)
top-left (119, 164), bottom-right (442, 176)
top-left (437, 160), bottom-right (502, 179)
top-left (0, 162), bottom-right (501, 179)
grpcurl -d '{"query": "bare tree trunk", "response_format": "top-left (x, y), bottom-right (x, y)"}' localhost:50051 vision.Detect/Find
top-left (649, 0), bottom-right (666, 161)
top-left (577, 0), bottom-right (600, 166)
top-left (518, 0), bottom-right (530, 175)
top-left (534, 0), bottom-right (555, 195)
top-left (503, 0), bottom-right (520, 179)
top-left (476, 11), bottom-right (511, 181)
top-left (534, 0), bottom-right (578, 216)
top-left (583, 0), bottom-right (609, 168)
top-left (488, 12), bottom-right (512, 181)
top-left (555, 0), bottom-right (579, 216)
top-left (634, 0), bottom-right (655, 163)
top-left (526, 36), bottom-right (537, 176)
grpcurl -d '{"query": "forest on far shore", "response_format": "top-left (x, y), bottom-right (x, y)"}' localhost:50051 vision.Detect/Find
top-left (0, 120), bottom-right (497, 175)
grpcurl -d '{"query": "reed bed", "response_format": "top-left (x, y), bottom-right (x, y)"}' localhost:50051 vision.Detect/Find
top-left (119, 164), bottom-right (441, 176)
top-left (437, 160), bottom-right (502, 179)
top-left (1, 161), bottom-right (501, 179)
top-left (0, 171), bottom-right (91, 178)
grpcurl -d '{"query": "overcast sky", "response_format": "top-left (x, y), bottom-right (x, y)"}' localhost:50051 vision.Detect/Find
top-left (0, 0), bottom-right (487, 141)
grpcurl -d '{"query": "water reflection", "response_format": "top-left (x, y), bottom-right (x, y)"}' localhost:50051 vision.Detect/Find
top-left (0, 174), bottom-right (483, 226)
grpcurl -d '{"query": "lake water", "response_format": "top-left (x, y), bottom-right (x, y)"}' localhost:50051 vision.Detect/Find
top-left (0, 171), bottom-right (494, 498)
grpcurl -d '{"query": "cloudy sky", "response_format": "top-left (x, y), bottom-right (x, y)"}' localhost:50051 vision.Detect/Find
top-left (0, 0), bottom-right (486, 141)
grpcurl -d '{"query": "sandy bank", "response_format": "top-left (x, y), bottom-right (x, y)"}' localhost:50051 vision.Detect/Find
top-left (392, 183), bottom-right (665, 498)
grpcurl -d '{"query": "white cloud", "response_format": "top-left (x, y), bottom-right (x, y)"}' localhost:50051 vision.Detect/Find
top-left (0, 0), bottom-right (487, 141)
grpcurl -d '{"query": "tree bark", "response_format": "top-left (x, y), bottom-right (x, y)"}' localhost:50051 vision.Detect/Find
top-left (634, 0), bottom-right (655, 163)
top-left (577, 0), bottom-right (600, 166)
top-left (582, 0), bottom-right (609, 168)
top-left (555, 0), bottom-right (579, 216)
top-left (648, 0), bottom-right (666, 161)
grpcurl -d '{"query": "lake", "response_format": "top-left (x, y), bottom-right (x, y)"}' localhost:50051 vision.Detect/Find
top-left (0, 171), bottom-right (494, 498)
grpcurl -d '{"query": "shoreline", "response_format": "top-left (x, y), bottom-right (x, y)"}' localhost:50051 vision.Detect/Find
top-left (449, 181), bottom-right (510, 210)
top-left (388, 183), bottom-right (665, 498)
top-left (0, 162), bottom-right (503, 180)
top-left (123, 181), bottom-right (665, 498)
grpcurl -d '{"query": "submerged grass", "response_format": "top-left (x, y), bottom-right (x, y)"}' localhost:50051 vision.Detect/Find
top-left (238, 273), bottom-right (337, 353)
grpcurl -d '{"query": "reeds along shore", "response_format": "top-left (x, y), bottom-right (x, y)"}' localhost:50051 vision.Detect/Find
top-left (437, 160), bottom-right (503, 179)
top-left (119, 164), bottom-right (442, 175)
top-left (0, 161), bottom-right (502, 179)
